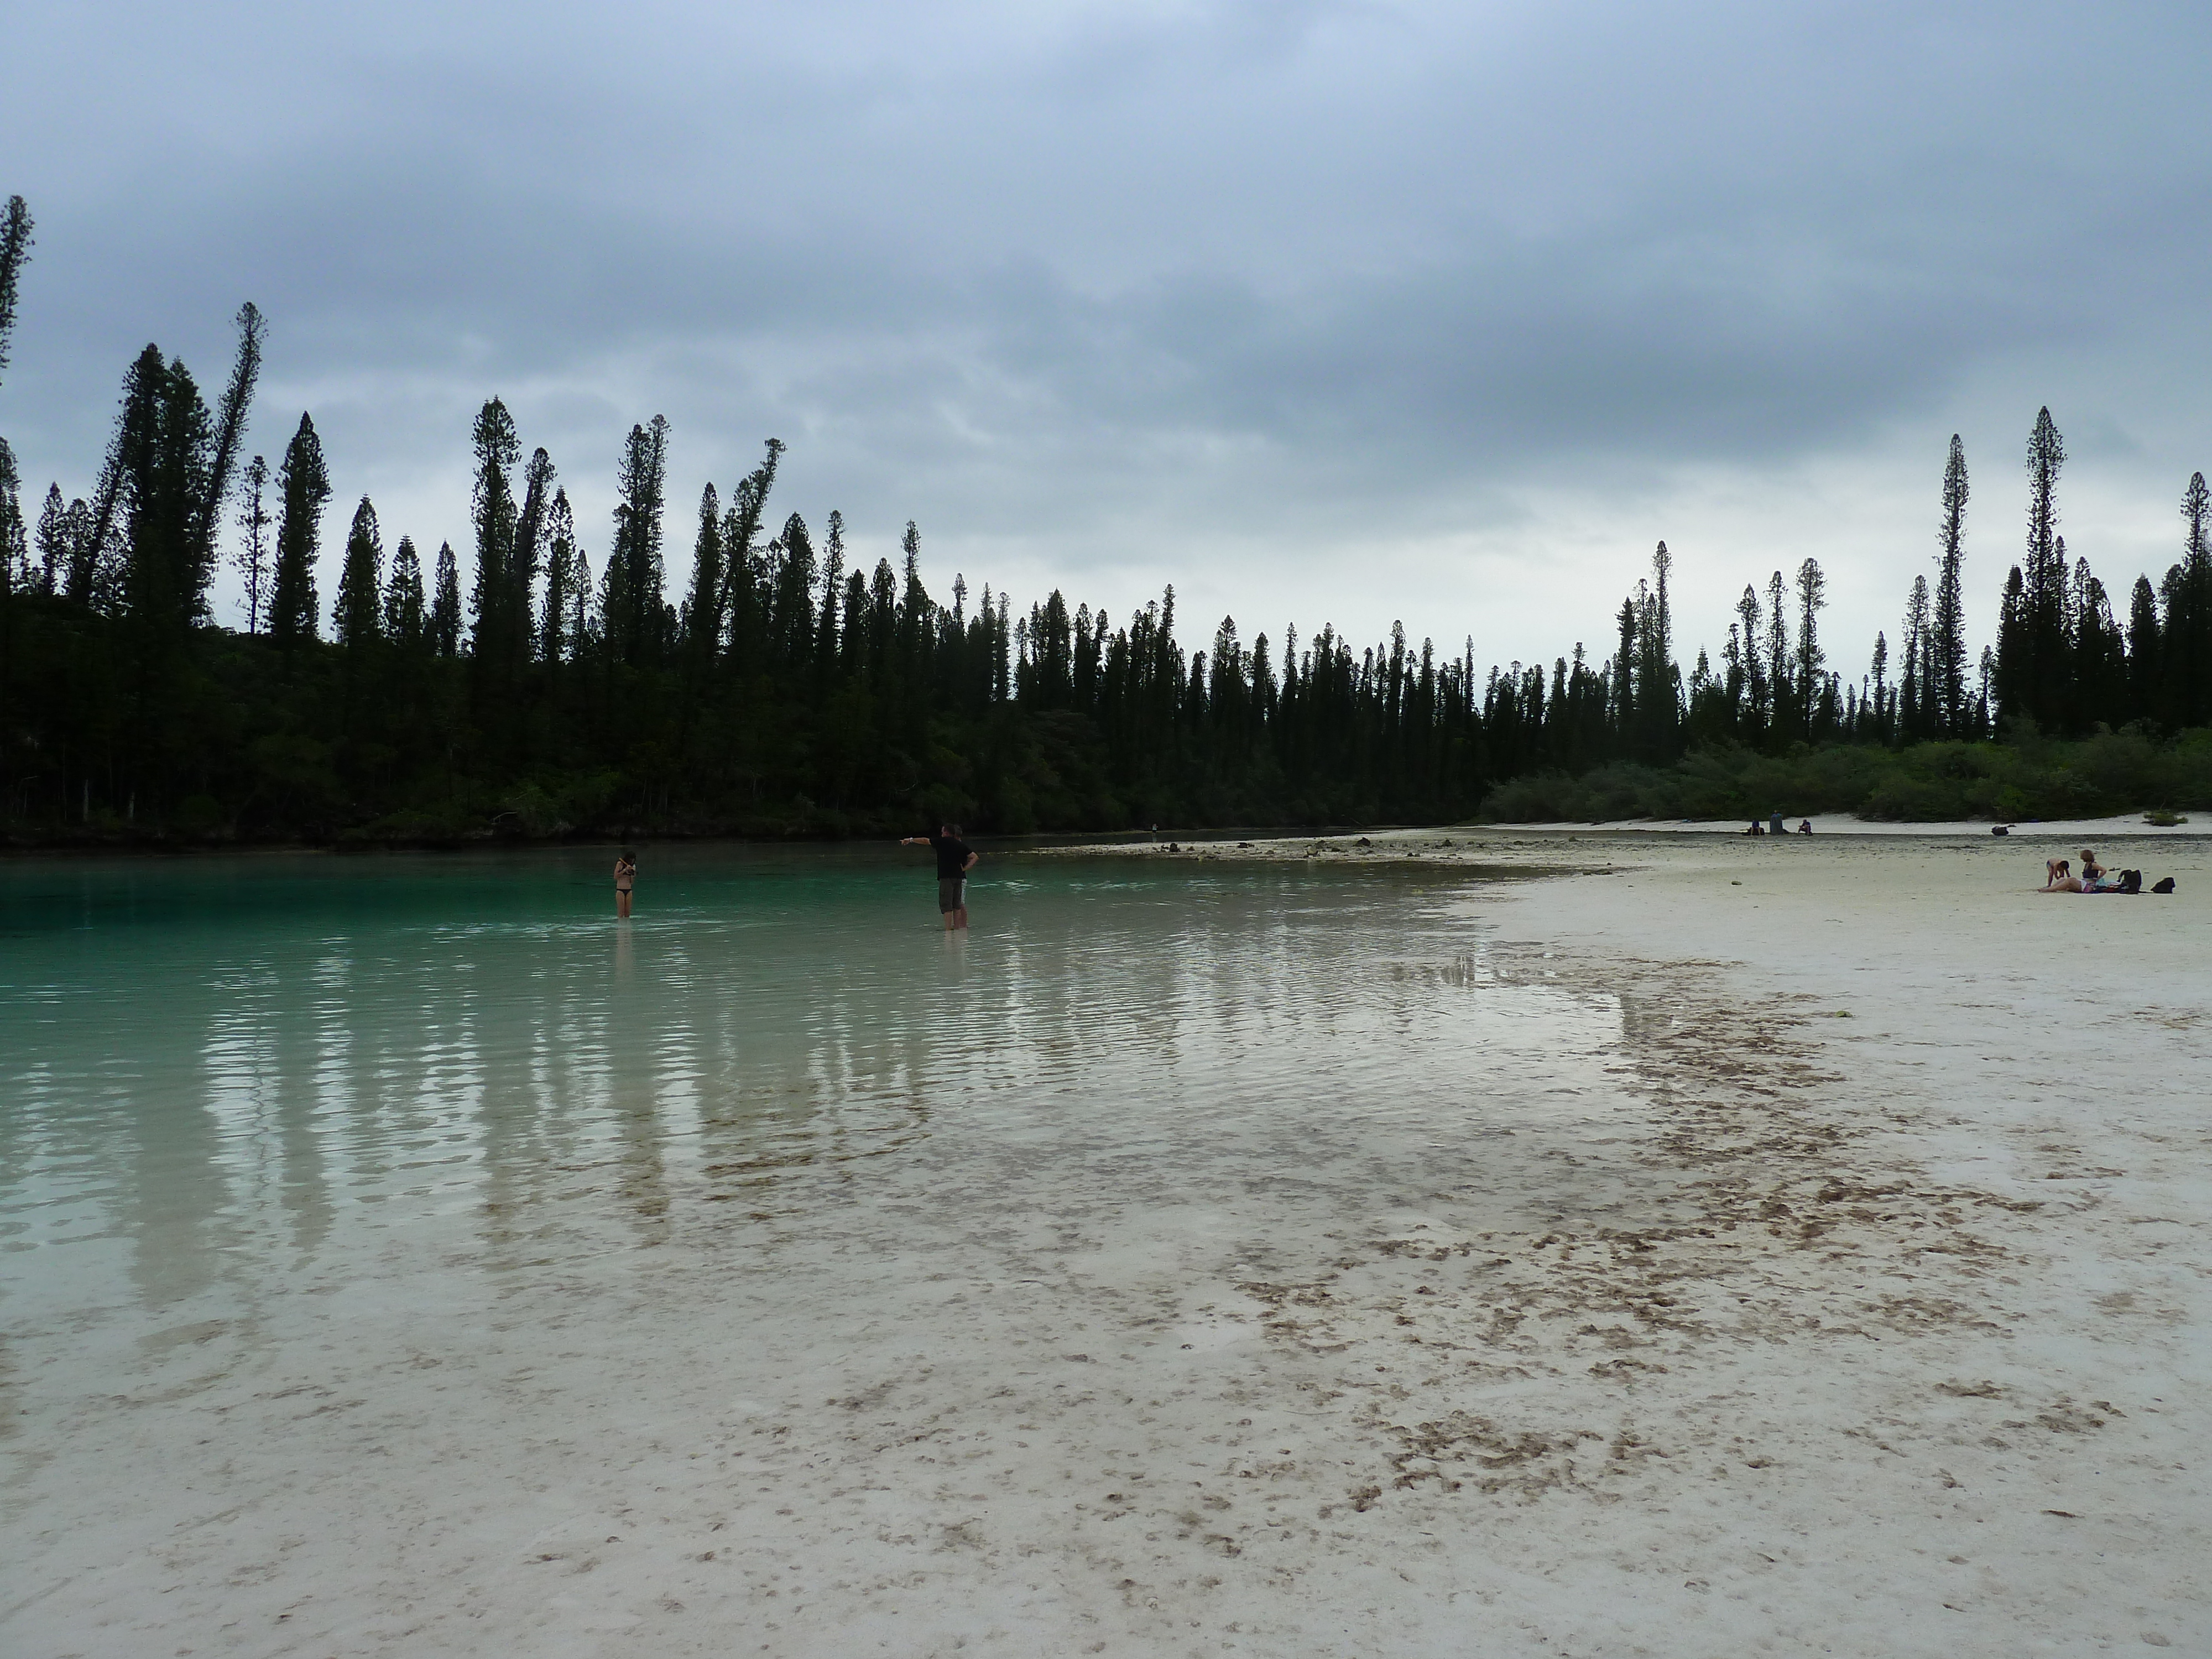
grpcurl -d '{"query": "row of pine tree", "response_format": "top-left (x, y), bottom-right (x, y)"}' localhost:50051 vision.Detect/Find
top-left (3, 198), bottom-right (2210, 837)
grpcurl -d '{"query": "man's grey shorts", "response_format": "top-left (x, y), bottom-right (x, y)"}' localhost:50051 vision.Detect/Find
top-left (938, 877), bottom-right (966, 914)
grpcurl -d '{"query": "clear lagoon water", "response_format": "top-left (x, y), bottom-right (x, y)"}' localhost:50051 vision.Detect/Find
top-left (2, 844), bottom-right (1631, 1330)
top-left (3, 843), bottom-right (1652, 1650)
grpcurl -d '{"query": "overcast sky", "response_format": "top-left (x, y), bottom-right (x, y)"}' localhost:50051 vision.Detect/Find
top-left (5, 1), bottom-right (2209, 679)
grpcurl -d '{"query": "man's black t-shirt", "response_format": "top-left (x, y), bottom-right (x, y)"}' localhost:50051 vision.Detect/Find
top-left (928, 833), bottom-right (973, 880)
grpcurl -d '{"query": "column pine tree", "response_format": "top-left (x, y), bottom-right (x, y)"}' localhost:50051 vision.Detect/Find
top-left (268, 414), bottom-right (331, 648)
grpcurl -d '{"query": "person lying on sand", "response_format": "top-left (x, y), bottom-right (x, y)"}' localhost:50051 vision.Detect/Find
top-left (2039, 860), bottom-right (2171, 895)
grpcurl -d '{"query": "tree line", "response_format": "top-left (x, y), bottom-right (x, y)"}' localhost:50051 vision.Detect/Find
top-left (2, 197), bottom-right (2209, 840)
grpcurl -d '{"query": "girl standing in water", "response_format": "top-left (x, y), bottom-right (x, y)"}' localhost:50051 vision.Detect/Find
top-left (614, 849), bottom-right (637, 919)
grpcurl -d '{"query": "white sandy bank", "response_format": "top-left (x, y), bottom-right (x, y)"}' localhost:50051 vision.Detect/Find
top-left (1030, 830), bottom-right (2212, 1653)
top-left (1505, 811), bottom-right (2199, 838)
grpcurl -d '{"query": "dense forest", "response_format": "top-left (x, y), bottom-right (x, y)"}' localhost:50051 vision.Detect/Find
top-left (2, 196), bottom-right (2209, 844)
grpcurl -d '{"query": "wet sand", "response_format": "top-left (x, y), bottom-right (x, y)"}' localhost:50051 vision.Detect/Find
top-left (9, 834), bottom-right (2209, 1656)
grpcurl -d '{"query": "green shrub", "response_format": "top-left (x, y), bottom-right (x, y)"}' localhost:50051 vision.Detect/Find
top-left (1481, 727), bottom-right (2212, 823)
top-left (174, 794), bottom-right (226, 836)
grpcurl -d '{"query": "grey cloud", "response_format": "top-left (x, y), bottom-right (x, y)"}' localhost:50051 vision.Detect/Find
top-left (5, 1), bottom-right (2210, 659)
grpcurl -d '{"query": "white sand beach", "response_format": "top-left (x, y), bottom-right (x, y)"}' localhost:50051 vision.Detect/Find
top-left (1108, 812), bottom-right (2200, 847)
top-left (1508, 813), bottom-right (2202, 839)
top-left (8, 834), bottom-right (2209, 1657)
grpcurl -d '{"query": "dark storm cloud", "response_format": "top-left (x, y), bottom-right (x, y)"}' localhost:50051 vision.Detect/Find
top-left (4, 1), bottom-right (2210, 654)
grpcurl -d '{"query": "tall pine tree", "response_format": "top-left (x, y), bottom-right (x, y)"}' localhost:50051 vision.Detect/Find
top-left (2070, 550), bottom-right (2126, 723)
top-left (1899, 575), bottom-right (1931, 740)
top-left (235, 454), bottom-right (270, 634)
top-left (2125, 573), bottom-right (2161, 721)
top-left (0, 439), bottom-right (23, 611)
top-left (681, 482), bottom-right (723, 663)
top-left (2001, 407), bottom-right (2070, 729)
top-left (94, 306), bottom-right (259, 644)
top-left (1632, 541), bottom-right (1681, 759)
top-left (1794, 557), bottom-right (1826, 740)
top-left (333, 495), bottom-right (385, 650)
top-left (1734, 583), bottom-right (1766, 740)
top-left (1762, 570), bottom-right (1791, 745)
top-left (0, 196), bottom-right (29, 716)
top-left (385, 534), bottom-right (426, 649)
top-left (603, 416), bottom-right (670, 665)
top-left (540, 490), bottom-right (576, 662)
top-left (816, 509), bottom-right (845, 682)
top-left (1929, 434), bottom-right (1969, 735)
top-left (1869, 630), bottom-right (1891, 742)
top-left (466, 398), bottom-right (519, 666)
top-left (2168, 472), bottom-right (2212, 726)
top-left (268, 413), bottom-right (330, 648)
top-left (0, 195), bottom-right (31, 388)
top-left (430, 541), bottom-right (463, 657)
top-left (505, 446), bottom-right (554, 672)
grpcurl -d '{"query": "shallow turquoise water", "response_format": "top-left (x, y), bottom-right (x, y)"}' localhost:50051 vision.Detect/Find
top-left (1, 846), bottom-right (1624, 1326)
top-left (1, 843), bottom-right (1658, 1651)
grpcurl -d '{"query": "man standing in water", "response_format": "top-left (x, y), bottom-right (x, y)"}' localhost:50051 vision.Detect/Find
top-left (900, 823), bottom-right (978, 931)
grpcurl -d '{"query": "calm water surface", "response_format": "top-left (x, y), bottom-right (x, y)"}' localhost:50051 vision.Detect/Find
top-left (1, 843), bottom-right (1621, 1360)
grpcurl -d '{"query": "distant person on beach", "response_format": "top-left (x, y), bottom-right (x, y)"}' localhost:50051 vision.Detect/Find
top-left (2078, 848), bottom-right (2107, 888)
top-left (1798, 819), bottom-right (1813, 834)
top-left (1744, 819), bottom-right (1762, 836)
top-left (1768, 811), bottom-right (1786, 835)
top-left (900, 823), bottom-right (978, 932)
top-left (2038, 859), bottom-right (2082, 893)
top-left (614, 849), bottom-right (637, 919)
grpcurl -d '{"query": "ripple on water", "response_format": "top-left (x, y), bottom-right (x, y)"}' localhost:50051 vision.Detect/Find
top-left (0, 846), bottom-right (1640, 1331)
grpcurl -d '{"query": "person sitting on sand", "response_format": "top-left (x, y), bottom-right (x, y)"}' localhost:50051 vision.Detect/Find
top-left (1797, 819), bottom-right (1813, 834)
top-left (2038, 859), bottom-right (2083, 894)
top-left (2078, 848), bottom-right (2107, 887)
